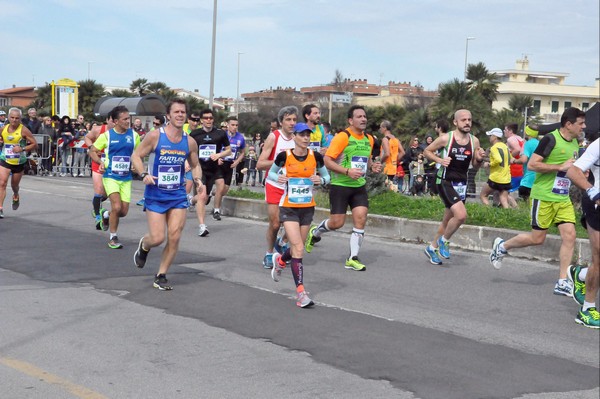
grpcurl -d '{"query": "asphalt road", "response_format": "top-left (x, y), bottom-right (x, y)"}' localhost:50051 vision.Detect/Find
top-left (1, 175), bottom-right (598, 399)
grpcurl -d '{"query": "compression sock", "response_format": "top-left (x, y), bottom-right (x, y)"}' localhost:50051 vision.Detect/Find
top-left (291, 258), bottom-right (303, 287)
top-left (349, 228), bottom-right (365, 258)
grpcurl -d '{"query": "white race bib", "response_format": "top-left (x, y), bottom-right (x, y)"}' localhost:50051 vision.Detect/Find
top-left (308, 142), bottom-right (321, 153)
top-left (157, 165), bottom-right (182, 190)
top-left (199, 144), bottom-right (216, 159)
top-left (111, 156), bottom-right (130, 176)
top-left (287, 178), bottom-right (313, 204)
top-left (3, 144), bottom-right (19, 159)
top-left (351, 156), bottom-right (368, 174)
top-left (452, 181), bottom-right (467, 201)
top-left (551, 171), bottom-right (571, 195)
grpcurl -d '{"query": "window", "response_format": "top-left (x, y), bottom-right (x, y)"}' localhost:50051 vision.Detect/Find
top-left (533, 100), bottom-right (541, 114)
top-left (564, 101), bottom-right (572, 110)
top-left (551, 101), bottom-right (559, 113)
top-left (582, 102), bottom-right (589, 111)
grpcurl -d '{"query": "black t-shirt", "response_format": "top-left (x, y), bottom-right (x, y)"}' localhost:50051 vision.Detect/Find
top-left (190, 127), bottom-right (230, 170)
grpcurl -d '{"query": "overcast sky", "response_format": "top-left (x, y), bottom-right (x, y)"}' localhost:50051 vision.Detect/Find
top-left (1, 0), bottom-right (598, 99)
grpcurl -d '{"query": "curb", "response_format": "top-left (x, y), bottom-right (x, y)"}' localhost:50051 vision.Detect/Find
top-left (222, 197), bottom-right (592, 264)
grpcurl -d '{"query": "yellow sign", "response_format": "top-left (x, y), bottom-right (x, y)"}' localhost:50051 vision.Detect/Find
top-left (51, 78), bottom-right (79, 118)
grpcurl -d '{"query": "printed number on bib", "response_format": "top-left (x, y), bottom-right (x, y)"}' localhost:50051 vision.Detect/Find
top-left (112, 156), bottom-right (131, 176)
top-left (199, 144), bottom-right (216, 159)
top-left (287, 178), bottom-right (314, 204)
top-left (351, 156), bottom-right (368, 174)
top-left (158, 165), bottom-right (182, 190)
top-left (452, 181), bottom-right (467, 201)
top-left (224, 144), bottom-right (237, 161)
top-left (3, 144), bottom-right (19, 159)
top-left (308, 142), bottom-right (321, 153)
top-left (551, 171), bottom-right (571, 195)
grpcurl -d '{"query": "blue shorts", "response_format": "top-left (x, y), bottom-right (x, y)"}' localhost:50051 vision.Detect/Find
top-left (185, 171), bottom-right (193, 181)
top-left (509, 176), bottom-right (522, 192)
top-left (144, 197), bottom-right (188, 214)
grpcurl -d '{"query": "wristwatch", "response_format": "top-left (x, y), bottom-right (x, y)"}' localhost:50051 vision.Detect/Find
top-left (140, 172), bottom-right (149, 179)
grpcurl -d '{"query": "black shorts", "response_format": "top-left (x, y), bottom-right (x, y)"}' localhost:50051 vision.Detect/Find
top-left (0, 160), bottom-right (25, 174)
top-left (221, 162), bottom-right (234, 186)
top-left (279, 206), bottom-right (315, 226)
top-left (581, 195), bottom-right (600, 231)
top-left (201, 167), bottom-right (223, 195)
top-left (437, 180), bottom-right (467, 209)
top-left (329, 184), bottom-right (369, 215)
top-left (487, 179), bottom-right (512, 192)
top-left (518, 186), bottom-right (531, 199)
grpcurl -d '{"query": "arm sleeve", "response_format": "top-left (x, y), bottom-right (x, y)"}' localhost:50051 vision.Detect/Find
top-left (533, 134), bottom-right (556, 158)
top-left (267, 151), bottom-right (287, 182)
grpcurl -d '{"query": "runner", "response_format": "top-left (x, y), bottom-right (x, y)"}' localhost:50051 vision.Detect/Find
top-left (304, 105), bottom-right (382, 271)
top-left (268, 122), bottom-right (330, 307)
top-left (215, 116), bottom-right (246, 219)
top-left (490, 107), bottom-right (585, 297)
top-left (88, 106), bottom-right (140, 249)
top-left (0, 108), bottom-right (38, 219)
top-left (85, 115), bottom-right (114, 230)
top-left (257, 106), bottom-right (298, 268)
top-left (131, 98), bottom-right (203, 290)
top-left (566, 137), bottom-right (600, 328)
top-left (421, 109), bottom-right (485, 265)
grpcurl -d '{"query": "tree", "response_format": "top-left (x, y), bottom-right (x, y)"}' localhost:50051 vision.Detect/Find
top-left (466, 62), bottom-right (499, 105)
top-left (77, 79), bottom-right (106, 120)
top-left (110, 89), bottom-right (134, 98)
top-left (130, 78), bottom-right (149, 96)
top-left (508, 94), bottom-right (533, 114)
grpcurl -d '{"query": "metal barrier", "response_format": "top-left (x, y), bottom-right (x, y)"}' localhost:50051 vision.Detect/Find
top-left (31, 134), bottom-right (53, 175)
top-left (53, 138), bottom-right (91, 177)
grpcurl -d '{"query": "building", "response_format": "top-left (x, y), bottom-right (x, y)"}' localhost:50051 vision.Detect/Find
top-left (492, 57), bottom-right (599, 122)
top-left (0, 86), bottom-right (37, 108)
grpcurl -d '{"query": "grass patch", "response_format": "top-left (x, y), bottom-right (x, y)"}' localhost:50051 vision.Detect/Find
top-left (227, 188), bottom-right (587, 238)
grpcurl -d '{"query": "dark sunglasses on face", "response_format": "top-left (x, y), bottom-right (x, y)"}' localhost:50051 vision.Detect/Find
top-left (190, 117), bottom-right (200, 122)
top-left (202, 116), bottom-right (214, 120)
top-left (153, 122), bottom-right (161, 126)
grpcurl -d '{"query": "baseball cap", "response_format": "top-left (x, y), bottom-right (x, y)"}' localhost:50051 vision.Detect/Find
top-left (486, 128), bottom-right (503, 138)
top-left (524, 125), bottom-right (539, 138)
top-left (293, 123), bottom-right (312, 134)
top-left (0, 110), bottom-right (6, 115)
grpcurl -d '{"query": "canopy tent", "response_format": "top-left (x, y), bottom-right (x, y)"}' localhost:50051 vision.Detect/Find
top-left (93, 94), bottom-right (167, 117)
top-left (538, 102), bottom-right (599, 137)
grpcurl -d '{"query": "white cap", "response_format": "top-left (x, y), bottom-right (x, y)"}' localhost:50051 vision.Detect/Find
top-left (486, 128), bottom-right (503, 138)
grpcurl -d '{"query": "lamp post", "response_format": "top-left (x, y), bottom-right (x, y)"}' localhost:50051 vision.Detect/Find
top-left (208, 0), bottom-right (218, 109)
top-left (87, 61), bottom-right (94, 80)
top-left (464, 37), bottom-right (475, 80)
top-left (236, 52), bottom-right (244, 116)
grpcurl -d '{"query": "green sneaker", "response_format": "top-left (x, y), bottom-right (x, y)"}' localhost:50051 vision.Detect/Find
top-left (345, 256), bottom-right (366, 271)
top-left (567, 265), bottom-right (585, 306)
top-left (108, 236), bottom-right (123, 249)
top-left (305, 225), bottom-right (320, 253)
top-left (100, 208), bottom-right (109, 231)
top-left (576, 307), bottom-right (600, 329)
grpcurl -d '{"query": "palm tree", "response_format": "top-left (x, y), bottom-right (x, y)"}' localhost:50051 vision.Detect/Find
top-left (78, 79), bottom-right (106, 118)
top-left (146, 81), bottom-right (169, 94)
top-left (466, 62), bottom-right (499, 105)
top-left (130, 78), bottom-right (149, 96)
top-left (508, 94), bottom-right (533, 114)
top-left (110, 89), bottom-right (134, 98)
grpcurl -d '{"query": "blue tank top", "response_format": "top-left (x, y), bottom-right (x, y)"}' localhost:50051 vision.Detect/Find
top-left (145, 128), bottom-right (189, 201)
top-left (104, 128), bottom-right (136, 181)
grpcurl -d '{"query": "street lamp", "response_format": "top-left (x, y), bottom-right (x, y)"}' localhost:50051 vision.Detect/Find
top-left (208, 0), bottom-right (218, 109)
top-left (236, 52), bottom-right (244, 116)
top-left (464, 37), bottom-right (475, 80)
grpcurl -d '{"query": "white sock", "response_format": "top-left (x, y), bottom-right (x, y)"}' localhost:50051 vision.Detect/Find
top-left (349, 228), bottom-right (364, 258)
top-left (498, 242), bottom-right (506, 253)
top-left (579, 267), bottom-right (588, 281)
top-left (214, 208), bottom-right (220, 213)
top-left (582, 301), bottom-right (596, 311)
top-left (103, 210), bottom-right (109, 218)
top-left (110, 232), bottom-right (117, 239)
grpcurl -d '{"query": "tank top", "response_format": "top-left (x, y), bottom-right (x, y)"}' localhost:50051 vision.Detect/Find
top-left (145, 128), bottom-right (189, 201)
top-left (331, 130), bottom-right (372, 188)
top-left (103, 128), bottom-right (136, 181)
top-left (383, 135), bottom-right (399, 175)
top-left (0, 124), bottom-right (27, 165)
top-left (279, 149), bottom-right (318, 208)
top-left (436, 131), bottom-right (474, 183)
top-left (265, 130), bottom-right (296, 190)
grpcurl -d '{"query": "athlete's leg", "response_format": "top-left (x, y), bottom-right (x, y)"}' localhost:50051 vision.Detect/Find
top-left (479, 183), bottom-right (492, 206)
top-left (584, 224), bottom-right (600, 305)
top-left (157, 208), bottom-right (187, 275)
top-left (443, 200), bottom-right (467, 240)
top-left (266, 203), bottom-right (280, 252)
top-left (0, 166), bottom-right (10, 208)
top-left (10, 171), bottom-right (23, 197)
top-left (557, 222), bottom-right (576, 280)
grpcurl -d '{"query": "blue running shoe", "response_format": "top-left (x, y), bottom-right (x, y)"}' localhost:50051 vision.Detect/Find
top-left (424, 245), bottom-right (442, 265)
top-left (263, 253), bottom-right (274, 269)
top-left (136, 198), bottom-right (145, 207)
top-left (437, 237), bottom-right (450, 259)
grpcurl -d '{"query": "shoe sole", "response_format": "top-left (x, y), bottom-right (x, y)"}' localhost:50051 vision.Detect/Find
top-left (424, 249), bottom-right (442, 265)
top-left (153, 283), bottom-right (173, 291)
top-left (575, 317), bottom-right (599, 329)
top-left (344, 264), bottom-right (366, 271)
top-left (297, 300), bottom-right (315, 308)
top-left (12, 202), bottom-right (19, 210)
top-left (553, 289), bottom-right (573, 297)
top-left (108, 243), bottom-right (123, 249)
top-left (134, 237), bottom-right (146, 268)
top-left (490, 238), bottom-right (504, 270)
top-left (199, 231), bottom-right (209, 237)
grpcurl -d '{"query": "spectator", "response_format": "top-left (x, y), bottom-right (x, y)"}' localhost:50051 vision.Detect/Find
top-left (57, 115), bottom-right (75, 176)
top-left (0, 110), bottom-right (6, 128)
top-left (244, 146), bottom-right (258, 186)
top-left (517, 125), bottom-right (541, 201)
top-left (72, 126), bottom-right (88, 176)
top-left (21, 108), bottom-right (41, 135)
top-left (37, 116), bottom-right (56, 175)
top-left (132, 117), bottom-right (146, 140)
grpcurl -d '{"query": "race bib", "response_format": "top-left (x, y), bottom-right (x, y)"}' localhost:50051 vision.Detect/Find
top-left (351, 156), bottom-right (368, 174)
top-left (287, 178), bottom-right (313, 204)
top-left (157, 165), bottom-right (182, 190)
top-left (224, 144), bottom-right (237, 161)
top-left (3, 144), bottom-right (19, 159)
top-left (111, 156), bottom-right (131, 176)
top-left (308, 142), bottom-right (321, 153)
top-left (551, 171), bottom-right (571, 195)
top-left (452, 181), bottom-right (467, 201)
top-left (199, 144), bottom-right (216, 159)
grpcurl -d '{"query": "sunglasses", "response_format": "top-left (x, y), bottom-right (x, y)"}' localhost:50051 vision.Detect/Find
top-left (190, 117), bottom-right (200, 122)
top-left (202, 116), bottom-right (214, 120)
top-left (153, 122), bottom-right (161, 126)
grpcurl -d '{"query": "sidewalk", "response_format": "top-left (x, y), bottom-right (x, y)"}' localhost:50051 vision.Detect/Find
top-left (222, 196), bottom-right (592, 264)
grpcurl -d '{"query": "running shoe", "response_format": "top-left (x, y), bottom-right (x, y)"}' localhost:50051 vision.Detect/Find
top-left (437, 237), bottom-right (450, 259)
top-left (489, 237), bottom-right (507, 270)
top-left (136, 198), bottom-right (145, 206)
top-left (108, 236), bottom-right (123, 249)
top-left (100, 208), bottom-right (109, 232)
top-left (567, 265), bottom-right (585, 306)
top-left (553, 279), bottom-right (573, 297)
top-left (0, 208), bottom-right (4, 219)
top-left (296, 291), bottom-right (314, 308)
top-left (12, 195), bottom-right (19, 210)
top-left (153, 274), bottom-right (173, 291)
top-left (424, 245), bottom-right (442, 265)
top-left (271, 253), bottom-right (285, 282)
top-left (95, 214), bottom-right (102, 230)
top-left (212, 210), bottom-right (221, 221)
top-left (576, 307), bottom-right (599, 329)
top-left (274, 238), bottom-right (287, 255)
top-left (263, 253), bottom-right (274, 269)
top-left (345, 256), bottom-right (366, 271)
top-left (198, 224), bottom-right (209, 237)
top-left (134, 237), bottom-right (150, 268)
top-left (205, 194), bottom-right (212, 206)
top-left (305, 225), bottom-right (321, 253)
